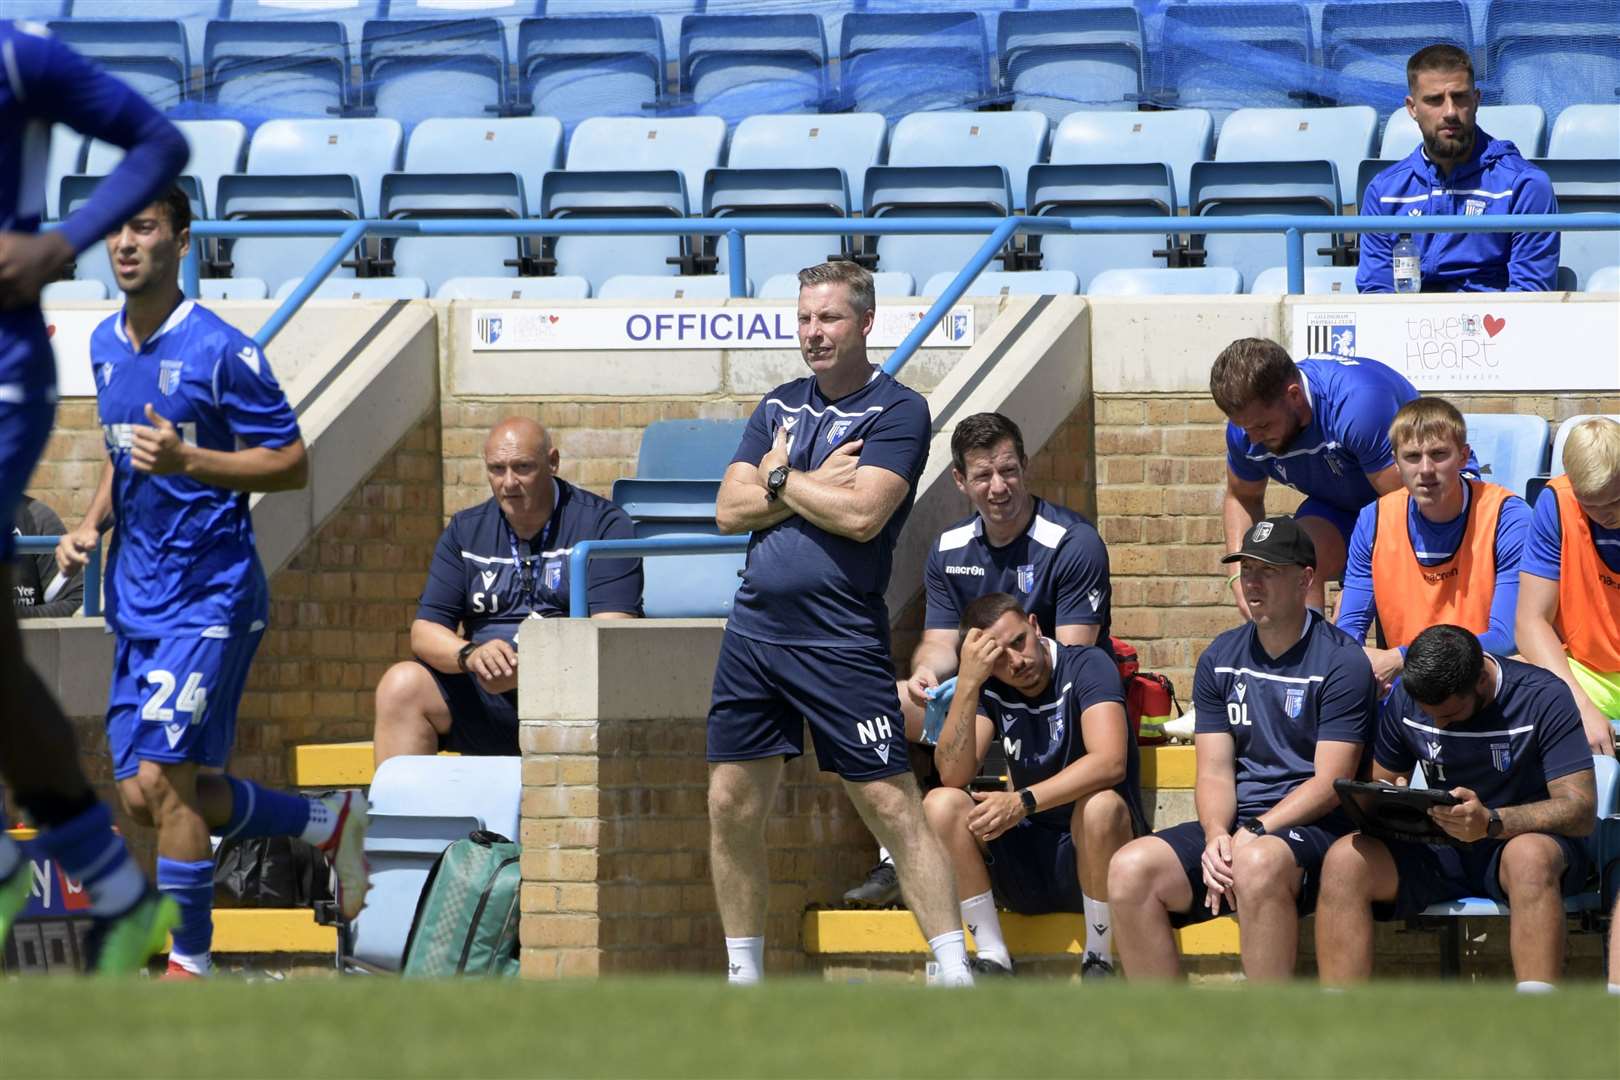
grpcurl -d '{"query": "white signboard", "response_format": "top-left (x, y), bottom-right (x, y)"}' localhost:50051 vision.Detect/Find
top-left (43, 309), bottom-right (107, 398)
top-left (1292, 302), bottom-right (1620, 391)
top-left (468, 304), bottom-right (976, 352)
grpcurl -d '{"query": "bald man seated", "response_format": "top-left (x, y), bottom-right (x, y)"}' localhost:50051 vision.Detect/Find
top-left (373, 418), bottom-right (643, 763)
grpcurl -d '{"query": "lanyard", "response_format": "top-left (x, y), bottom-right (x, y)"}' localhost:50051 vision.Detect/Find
top-left (504, 496), bottom-right (562, 610)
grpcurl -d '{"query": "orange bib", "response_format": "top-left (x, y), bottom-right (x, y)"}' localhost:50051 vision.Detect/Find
top-left (1550, 475), bottom-right (1620, 671)
top-left (1372, 479), bottom-right (1511, 648)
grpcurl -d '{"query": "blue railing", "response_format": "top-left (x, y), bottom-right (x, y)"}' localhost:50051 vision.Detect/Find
top-left (567, 535), bottom-right (748, 619)
top-left (13, 537), bottom-right (100, 617)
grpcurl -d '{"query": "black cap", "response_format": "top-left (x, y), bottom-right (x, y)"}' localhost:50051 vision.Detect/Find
top-left (1221, 515), bottom-right (1317, 568)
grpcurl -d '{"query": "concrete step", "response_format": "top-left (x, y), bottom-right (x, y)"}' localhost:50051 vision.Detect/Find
top-left (804, 909), bottom-right (1238, 958)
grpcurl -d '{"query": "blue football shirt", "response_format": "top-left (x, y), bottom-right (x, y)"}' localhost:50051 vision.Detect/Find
top-left (924, 496), bottom-right (1111, 642)
top-left (1378, 657), bottom-right (1592, 808)
top-left (416, 481), bottom-right (643, 645)
top-left (1193, 612), bottom-right (1377, 818)
top-left (1522, 484), bottom-right (1620, 579)
top-left (92, 301), bottom-right (299, 639)
top-left (726, 368), bottom-right (931, 648)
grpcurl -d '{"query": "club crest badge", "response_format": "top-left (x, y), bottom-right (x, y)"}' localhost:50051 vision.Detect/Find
top-left (157, 359), bottom-right (184, 395)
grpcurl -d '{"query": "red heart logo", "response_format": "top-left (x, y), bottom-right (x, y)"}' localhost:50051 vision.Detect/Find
top-left (1483, 314), bottom-right (1505, 337)
top-left (46, 324), bottom-right (56, 339)
top-left (548, 315), bottom-right (559, 324)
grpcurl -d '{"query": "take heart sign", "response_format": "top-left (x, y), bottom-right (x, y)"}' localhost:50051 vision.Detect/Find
top-left (1483, 314), bottom-right (1506, 337)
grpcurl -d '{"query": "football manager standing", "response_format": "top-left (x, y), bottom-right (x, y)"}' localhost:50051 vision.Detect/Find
top-left (708, 261), bottom-right (974, 986)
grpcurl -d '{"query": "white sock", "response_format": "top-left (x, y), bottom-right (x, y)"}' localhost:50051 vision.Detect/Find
top-left (960, 890), bottom-right (1009, 967)
top-left (169, 949), bottom-right (213, 976)
top-left (927, 929), bottom-right (974, 987)
top-left (1082, 894), bottom-right (1113, 961)
top-left (299, 797), bottom-right (337, 847)
top-left (724, 936), bottom-right (764, 984)
top-left (878, 846), bottom-right (893, 867)
top-left (89, 859), bottom-right (147, 917)
top-left (0, 834), bottom-right (20, 880)
top-left (1515, 980), bottom-right (1555, 994)
top-left (1607, 983), bottom-right (1619, 996)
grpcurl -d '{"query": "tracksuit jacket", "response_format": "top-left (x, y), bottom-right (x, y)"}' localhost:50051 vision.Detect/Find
top-left (1356, 129), bottom-right (1559, 293)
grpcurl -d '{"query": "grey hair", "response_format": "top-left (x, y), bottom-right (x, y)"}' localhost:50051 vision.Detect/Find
top-left (797, 260), bottom-right (875, 315)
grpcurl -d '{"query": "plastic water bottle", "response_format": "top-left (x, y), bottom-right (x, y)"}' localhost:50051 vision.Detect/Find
top-left (1392, 235), bottom-right (1421, 293)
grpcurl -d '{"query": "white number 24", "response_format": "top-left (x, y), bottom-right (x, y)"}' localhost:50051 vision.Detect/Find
top-left (141, 670), bottom-right (209, 725)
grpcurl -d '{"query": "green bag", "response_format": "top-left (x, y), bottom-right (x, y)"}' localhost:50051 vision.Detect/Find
top-left (401, 830), bottom-right (522, 977)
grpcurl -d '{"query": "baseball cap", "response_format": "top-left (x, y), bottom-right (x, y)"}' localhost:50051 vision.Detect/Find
top-left (1221, 515), bottom-right (1317, 568)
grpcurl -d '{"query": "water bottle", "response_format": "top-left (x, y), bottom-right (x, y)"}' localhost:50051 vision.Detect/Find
top-left (1392, 234), bottom-right (1421, 293)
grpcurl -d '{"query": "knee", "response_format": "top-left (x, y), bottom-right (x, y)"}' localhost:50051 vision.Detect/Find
top-left (374, 662), bottom-right (431, 722)
top-left (1107, 839), bottom-right (1159, 904)
top-left (132, 762), bottom-right (194, 824)
top-left (707, 773), bottom-right (761, 831)
top-left (1076, 789), bottom-right (1132, 846)
top-left (922, 786), bottom-right (971, 837)
top-left (1318, 837), bottom-right (1371, 902)
top-left (1232, 838), bottom-right (1297, 898)
top-left (117, 779), bottom-right (155, 829)
top-left (1498, 835), bottom-right (1564, 898)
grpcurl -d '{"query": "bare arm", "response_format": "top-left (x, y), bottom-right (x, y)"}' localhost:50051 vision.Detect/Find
top-left (1223, 468), bottom-right (1267, 617)
top-left (1518, 572), bottom-right (1614, 755)
top-left (1194, 731), bottom-right (1238, 841)
top-left (1054, 623), bottom-right (1102, 648)
top-left (55, 459), bottom-right (115, 575)
top-left (1365, 463), bottom-right (1403, 497)
top-left (716, 460), bottom-right (795, 535)
top-left (1021, 701), bottom-right (1128, 813)
top-left (1254, 739), bottom-right (1363, 833)
top-left (411, 619), bottom-right (474, 674)
top-left (777, 464), bottom-right (909, 543)
top-left (908, 628), bottom-right (962, 687)
top-left (132, 402), bottom-right (308, 493)
top-left (1498, 771), bottom-right (1596, 839)
top-left (934, 627), bottom-right (999, 788)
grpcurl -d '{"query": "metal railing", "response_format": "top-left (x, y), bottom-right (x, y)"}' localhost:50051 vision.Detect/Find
top-left (13, 536), bottom-right (100, 617)
top-left (567, 535), bottom-right (748, 619)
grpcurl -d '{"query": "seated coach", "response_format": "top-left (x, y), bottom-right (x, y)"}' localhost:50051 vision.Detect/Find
top-left (372, 418), bottom-right (642, 764)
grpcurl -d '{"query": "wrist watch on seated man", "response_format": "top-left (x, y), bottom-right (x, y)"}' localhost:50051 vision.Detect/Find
top-left (456, 641), bottom-right (478, 673)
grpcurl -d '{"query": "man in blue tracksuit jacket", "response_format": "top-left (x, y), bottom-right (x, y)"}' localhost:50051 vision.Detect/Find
top-left (1357, 44), bottom-right (1558, 294)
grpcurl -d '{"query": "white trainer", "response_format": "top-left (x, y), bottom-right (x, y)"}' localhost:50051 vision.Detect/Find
top-left (318, 790), bottom-right (371, 921)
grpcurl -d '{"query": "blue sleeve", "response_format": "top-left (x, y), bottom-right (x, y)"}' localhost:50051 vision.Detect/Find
top-left (584, 505), bottom-right (643, 617)
top-left (1334, 504), bottom-right (1378, 644)
top-left (1478, 497), bottom-right (1530, 657)
top-left (857, 393), bottom-right (930, 485)
top-left (1536, 681), bottom-right (1593, 785)
top-left (1355, 182), bottom-right (1395, 294)
top-left (1337, 379), bottom-right (1400, 476)
top-left (729, 398), bottom-right (772, 468)
top-left (1192, 649), bottom-right (1227, 734)
top-left (1316, 644), bottom-right (1376, 745)
top-left (1053, 525), bottom-right (1110, 628)
top-left (1226, 423), bottom-right (1264, 483)
top-left (21, 31), bottom-right (188, 253)
top-left (1373, 691), bottom-right (1417, 774)
top-left (1521, 485), bottom-right (1563, 581)
top-left (1071, 647), bottom-right (1126, 711)
top-left (215, 337), bottom-right (300, 449)
top-left (415, 520), bottom-right (466, 631)
top-left (1506, 169), bottom-right (1559, 293)
top-left (923, 549), bottom-right (960, 631)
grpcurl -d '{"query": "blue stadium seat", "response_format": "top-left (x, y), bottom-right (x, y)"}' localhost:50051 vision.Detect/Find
top-left (1486, 35), bottom-right (1620, 117)
top-left (515, 16), bottom-right (665, 129)
top-left (1460, 413), bottom-right (1549, 499)
top-left (247, 117), bottom-right (403, 217)
top-left (996, 5), bottom-right (1144, 120)
top-left (566, 116), bottom-right (726, 211)
top-left (1157, 2), bottom-right (1316, 122)
top-left (837, 11), bottom-right (991, 116)
top-left (46, 17), bottom-right (190, 111)
top-left (272, 276), bottom-right (428, 300)
top-left (86, 118), bottom-right (247, 216)
top-left (69, 0), bottom-right (219, 63)
top-left (862, 165), bottom-right (1014, 286)
top-left (41, 279), bottom-right (108, 302)
top-left (10, 1), bottom-right (68, 19)
top-left (359, 17), bottom-right (509, 128)
top-left (1026, 162), bottom-right (1179, 289)
top-left (196, 277), bottom-right (267, 300)
top-left (1085, 267), bottom-right (1243, 296)
top-left (756, 271), bottom-right (914, 300)
top-left (1247, 266), bottom-right (1358, 294)
top-left (547, 0), bottom-right (695, 61)
top-left (597, 274), bottom-right (739, 300)
top-left (1216, 107), bottom-right (1378, 206)
top-left (404, 117), bottom-right (561, 213)
top-left (60, 175), bottom-right (204, 296)
top-left (1548, 104), bottom-right (1620, 158)
top-left (45, 126), bottom-right (85, 222)
top-left (725, 112), bottom-right (887, 211)
top-left (539, 169), bottom-right (688, 292)
top-left (435, 276), bottom-right (591, 300)
top-left (888, 111), bottom-right (1048, 212)
top-left (636, 419), bottom-right (749, 479)
top-left (215, 173), bottom-right (363, 290)
top-left (1380, 104), bottom-right (1546, 159)
top-left (1532, 157), bottom-right (1620, 290)
top-left (379, 172), bottom-right (526, 293)
top-left (221, 0), bottom-right (383, 55)
top-left (385, 0), bottom-right (539, 62)
top-left (920, 269), bottom-right (1079, 297)
top-left (1588, 266), bottom-right (1620, 292)
top-left (677, 14), bottom-right (828, 118)
top-left (611, 477), bottom-right (740, 618)
top-left (1049, 109), bottom-right (1214, 217)
top-left (345, 755), bottom-right (520, 974)
top-left (703, 167), bottom-right (849, 285)
top-left (202, 18), bottom-right (351, 123)
top-left (1320, 1), bottom-right (1472, 116)
top-left (1551, 414), bottom-right (1620, 477)
top-left (1188, 160), bottom-right (1341, 290)
top-left (1354, 158), bottom-right (1398, 209)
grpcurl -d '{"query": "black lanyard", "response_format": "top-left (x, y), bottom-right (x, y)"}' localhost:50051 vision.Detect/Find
top-left (504, 502), bottom-right (561, 610)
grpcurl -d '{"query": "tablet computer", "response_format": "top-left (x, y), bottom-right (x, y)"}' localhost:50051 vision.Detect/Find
top-left (1333, 779), bottom-right (1464, 847)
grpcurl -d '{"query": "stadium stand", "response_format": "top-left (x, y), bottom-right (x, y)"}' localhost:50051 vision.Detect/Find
top-left (920, 269), bottom-right (1079, 297)
top-left (1533, 158), bottom-right (1620, 290)
top-left (1319, 1), bottom-right (1473, 117)
top-left (676, 13), bottom-right (829, 118)
top-left (596, 274), bottom-right (740, 299)
top-left (515, 15), bottom-right (666, 131)
top-left (861, 164), bottom-right (1014, 286)
top-left (1215, 106), bottom-right (1376, 207)
top-left (247, 117), bottom-right (402, 218)
top-left (202, 17), bottom-right (353, 124)
top-left (1460, 412), bottom-right (1550, 499)
top-left (1589, 266), bottom-right (1620, 292)
top-left (40, 279), bottom-right (108, 301)
top-left (1549, 105), bottom-right (1620, 159)
top-left (1049, 109), bottom-right (1213, 215)
top-left (214, 173), bottom-right (365, 290)
top-left (84, 118), bottom-right (248, 215)
top-left (837, 11), bottom-right (992, 117)
top-left (995, 4), bottom-right (1145, 121)
top-left (1025, 162), bottom-right (1179, 288)
top-left (272, 276), bottom-right (429, 300)
top-left (1156, 2), bottom-right (1316, 122)
top-left (378, 172), bottom-right (528, 293)
top-left (44, 125), bottom-right (84, 222)
top-left (539, 169), bottom-right (688, 292)
top-left (1247, 265), bottom-right (1358, 294)
top-left (435, 275), bottom-right (590, 300)
top-left (358, 16), bottom-right (511, 129)
top-left (702, 167), bottom-right (849, 285)
top-left (1085, 267), bottom-right (1243, 295)
top-left (756, 270), bottom-right (914, 299)
top-left (566, 116), bottom-right (725, 211)
top-left (725, 112), bottom-right (887, 210)
top-left (887, 111), bottom-right (1048, 212)
top-left (1379, 104), bottom-right (1548, 159)
top-left (1186, 159), bottom-right (1342, 288)
top-left (196, 277), bottom-right (268, 300)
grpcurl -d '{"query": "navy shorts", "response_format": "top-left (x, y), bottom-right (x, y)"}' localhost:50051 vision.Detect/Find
top-left (708, 630), bottom-right (908, 782)
top-left (419, 659), bottom-right (520, 756)
top-left (105, 631), bottom-right (262, 780)
top-left (986, 821), bottom-right (1086, 915)
top-left (1381, 834), bottom-right (1593, 919)
top-left (1151, 814), bottom-right (1351, 927)
top-left (1293, 496), bottom-right (1359, 554)
top-left (0, 399), bottom-right (54, 563)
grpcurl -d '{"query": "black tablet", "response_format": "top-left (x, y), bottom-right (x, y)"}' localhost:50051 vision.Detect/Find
top-left (1333, 779), bottom-right (1464, 847)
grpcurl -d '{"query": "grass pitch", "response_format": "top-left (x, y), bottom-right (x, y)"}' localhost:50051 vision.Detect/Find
top-left (2, 977), bottom-right (1615, 1079)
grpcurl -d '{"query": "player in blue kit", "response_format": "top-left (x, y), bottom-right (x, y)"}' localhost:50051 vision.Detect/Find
top-left (0, 20), bottom-right (190, 974)
top-left (926, 593), bottom-right (1144, 977)
top-left (1315, 625), bottom-right (1597, 989)
top-left (53, 188), bottom-right (368, 977)
top-left (709, 261), bottom-right (973, 985)
top-left (1109, 516), bottom-right (1375, 980)
top-left (1211, 338), bottom-right (1421, 616)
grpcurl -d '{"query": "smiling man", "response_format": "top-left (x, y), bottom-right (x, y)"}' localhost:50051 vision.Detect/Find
top-left (1336, 398), bottom-right (1531, 692)
top-left (1357, 43), bottom-right (1558, 293)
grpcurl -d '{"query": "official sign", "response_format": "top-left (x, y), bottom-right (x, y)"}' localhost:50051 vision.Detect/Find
top-left (1292, 302), bottom-right (1620, 391)
top-left (469, 304), bottom-right (977, 352)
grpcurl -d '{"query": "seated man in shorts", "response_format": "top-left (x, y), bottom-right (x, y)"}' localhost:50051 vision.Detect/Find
top-left (1314, 625), bottom-right (1596, 989)
top-left (372, 418), bottom-right (642, 763)
top-left (924, 594), bottom-right (1144, 977)
top-left (1108, 516), bottom-right (1375, 980)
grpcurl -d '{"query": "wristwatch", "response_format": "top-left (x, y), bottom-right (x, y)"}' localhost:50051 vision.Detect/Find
top-left (1017, 789), bottom-right (1037, 816)
top-left (456, 641), bottom-right (478, 673)
top-left (764, 464), bottom-right (790, 502)
top-left (1486, 808), bottom-right (1504, 838)
top-left (1238, 817), bottom-right (1267, 837)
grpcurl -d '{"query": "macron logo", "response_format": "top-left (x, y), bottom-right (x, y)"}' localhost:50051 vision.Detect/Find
top-left (945, 565), bottom-right (985, 577)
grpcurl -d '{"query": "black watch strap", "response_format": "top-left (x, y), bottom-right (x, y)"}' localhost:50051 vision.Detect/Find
top-left (1018, 789), bottom-right (1037, 815)
top-left (1486, 808), bottom-right (1503, 838)
top-left (1239, 817), bottom-right (1267, 836)
top-left (457, 641), bottom-right (478, 673)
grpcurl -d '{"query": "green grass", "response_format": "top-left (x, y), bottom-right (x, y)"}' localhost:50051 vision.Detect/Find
top-left (2, 977), bottom-right (1616, 1079)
